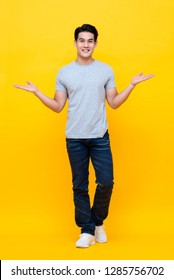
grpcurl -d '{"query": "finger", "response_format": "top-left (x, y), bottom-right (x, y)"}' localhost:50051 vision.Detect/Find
top-left (14, 85), bottom-right (28, 90)
top-left (148, 74), bottom-right (155, 78)
top-left (14, 84), bottom-right (22, 88)
top-left (144, 74), bottom-right (154, 80)
top-left (27, 81), bottom-right (32, 85)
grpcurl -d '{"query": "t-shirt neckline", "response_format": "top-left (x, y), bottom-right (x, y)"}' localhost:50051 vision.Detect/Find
top-left (73, 59), bottom-right (96, 67)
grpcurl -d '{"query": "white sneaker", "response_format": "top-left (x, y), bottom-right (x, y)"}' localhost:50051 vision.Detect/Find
top-left (95, 225), bottom-right (107, 243)
top-left (76, 233), bottom-right (95, 248)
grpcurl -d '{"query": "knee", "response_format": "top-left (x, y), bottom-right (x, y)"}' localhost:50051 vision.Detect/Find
top-left (96, 182), bottom-right (114, 193)
top-left (96, 176), bottom-right (114, 189)
top-left (73, 180), bottom-right (89, 193)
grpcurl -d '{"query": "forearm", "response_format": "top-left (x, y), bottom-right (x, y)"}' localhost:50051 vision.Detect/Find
top-left (34, 89), bottom-right (62, 112)
top-left (111, 83), bottom-right (135, 109)
top-left (107, 72), bottom-right (154, 109)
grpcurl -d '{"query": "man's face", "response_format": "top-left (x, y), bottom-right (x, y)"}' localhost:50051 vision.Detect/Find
top-left (74, 32), bottom-right (97, 59)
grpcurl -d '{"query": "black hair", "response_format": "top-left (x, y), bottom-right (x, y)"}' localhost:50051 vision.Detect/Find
top-left (74, 24), bottom-right (98, 42)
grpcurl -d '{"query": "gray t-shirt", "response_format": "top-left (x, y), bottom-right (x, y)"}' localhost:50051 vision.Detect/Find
top-left (56, 60), bottom-right (116, 138)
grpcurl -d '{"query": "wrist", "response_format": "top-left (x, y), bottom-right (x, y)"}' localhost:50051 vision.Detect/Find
top-left (34, 88), bottom-right (40, 95)
top-left (129, 83), bottom-right (136, 89)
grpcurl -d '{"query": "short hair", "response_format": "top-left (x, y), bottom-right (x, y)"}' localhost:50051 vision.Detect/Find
top-left (74, 24), bottom-right (98, 42)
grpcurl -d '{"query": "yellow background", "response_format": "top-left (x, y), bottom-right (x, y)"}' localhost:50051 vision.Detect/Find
top-left (0, 0), bottom-right (174, 259)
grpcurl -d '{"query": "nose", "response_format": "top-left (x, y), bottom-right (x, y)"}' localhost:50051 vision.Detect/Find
top-left (84, 41), bottom-right (89, 47)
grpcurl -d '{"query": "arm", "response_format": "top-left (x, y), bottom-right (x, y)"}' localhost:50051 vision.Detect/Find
top-left (14, 81), bottom-right (67, 113)
top-left (106, 72), bottom-right (154, 109)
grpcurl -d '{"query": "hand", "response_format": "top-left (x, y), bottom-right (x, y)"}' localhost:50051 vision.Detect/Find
top-left (131, 72), bottom-right (154, 86)
top-left (14, 81), bottom-right (38, 93)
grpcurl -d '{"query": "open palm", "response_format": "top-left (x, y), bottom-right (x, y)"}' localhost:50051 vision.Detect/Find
top-left (14, 81), bottom-right (38, 93)
top-left (131, 73), bottom-right (154, 86)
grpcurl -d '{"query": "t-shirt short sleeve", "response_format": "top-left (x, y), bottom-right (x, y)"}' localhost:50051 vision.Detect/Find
top-left (56, 70), bottom-right (67, 92)
top-left (105, 67), bottom-right (116, 90)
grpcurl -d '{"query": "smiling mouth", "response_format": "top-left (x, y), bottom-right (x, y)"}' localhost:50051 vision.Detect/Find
top-left (82, 49), bottom-right (90, 52)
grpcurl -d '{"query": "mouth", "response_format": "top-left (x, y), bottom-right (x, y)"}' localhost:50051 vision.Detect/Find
top-left (82, 49), bottom-right (90, 53)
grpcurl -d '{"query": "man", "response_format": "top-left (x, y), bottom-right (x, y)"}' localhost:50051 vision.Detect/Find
top-left (14, 24), bottom-right (154, 248)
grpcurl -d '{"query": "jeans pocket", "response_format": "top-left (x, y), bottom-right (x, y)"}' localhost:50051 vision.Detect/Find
top-left (66, 139), bottom-right (84, 153)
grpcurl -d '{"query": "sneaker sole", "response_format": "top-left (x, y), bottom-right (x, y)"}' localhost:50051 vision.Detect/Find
top-left (95, 238), bottom-right (107, 243)
top-left (76, 239), bottom-right (96, 248)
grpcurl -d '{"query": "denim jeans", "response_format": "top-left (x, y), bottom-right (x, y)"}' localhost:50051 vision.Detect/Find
top-left (66, 130), bottom-right (114, 235)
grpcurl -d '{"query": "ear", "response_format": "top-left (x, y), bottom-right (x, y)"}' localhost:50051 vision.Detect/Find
top-left (94, 41), bottom-right (98, 48)
top-left (74, 40), bottom-right (77, 47)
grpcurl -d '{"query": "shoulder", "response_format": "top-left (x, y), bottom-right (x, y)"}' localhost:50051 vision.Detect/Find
top-left (58, 61), bottom-right (76, 74)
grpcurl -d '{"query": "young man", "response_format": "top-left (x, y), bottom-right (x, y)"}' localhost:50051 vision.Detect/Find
top-left (14, 24), bottom-right (154, 248)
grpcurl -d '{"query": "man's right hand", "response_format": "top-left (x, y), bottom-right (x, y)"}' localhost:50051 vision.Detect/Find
top-left (14, 81), bottom-right (67, 113)
top-left (14, 81), bottom-right (38, 94)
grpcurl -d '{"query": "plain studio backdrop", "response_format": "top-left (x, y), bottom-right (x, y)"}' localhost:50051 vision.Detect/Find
top-left (0, 0), bottom-right (174, 259)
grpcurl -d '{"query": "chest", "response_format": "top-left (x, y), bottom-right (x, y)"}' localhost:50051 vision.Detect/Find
top-left (63, 68), bottom-right (109, 95)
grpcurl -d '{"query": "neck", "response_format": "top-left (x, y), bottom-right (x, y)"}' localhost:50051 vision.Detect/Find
top-left (75, 56), bottom-right (94, 65)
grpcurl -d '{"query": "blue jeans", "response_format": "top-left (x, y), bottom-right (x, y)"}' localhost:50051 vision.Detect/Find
top-left (66, 131), bottom-right (114, 235)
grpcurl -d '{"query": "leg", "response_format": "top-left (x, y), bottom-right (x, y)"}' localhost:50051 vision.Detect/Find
top-left (90, 131), bottom-right (114, 226)
top-left (66, 138), bottom-right (95, 235)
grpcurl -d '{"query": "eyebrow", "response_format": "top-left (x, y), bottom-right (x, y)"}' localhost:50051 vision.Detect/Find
top-left (78, 37), bottom-right (94, 41)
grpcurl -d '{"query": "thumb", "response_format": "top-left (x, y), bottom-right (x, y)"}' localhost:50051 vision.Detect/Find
top-left (27, 81), bottom-right (33, 85)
